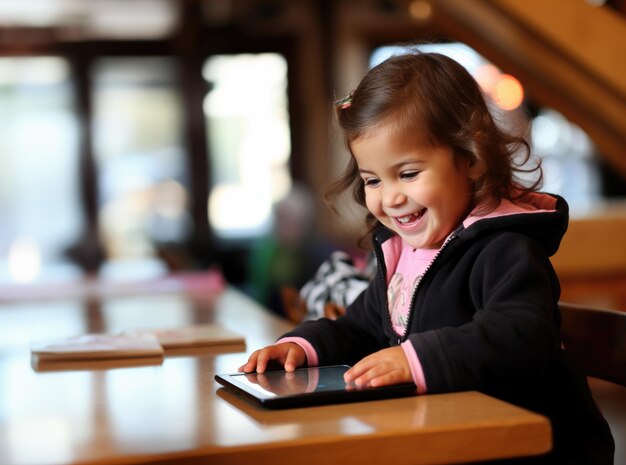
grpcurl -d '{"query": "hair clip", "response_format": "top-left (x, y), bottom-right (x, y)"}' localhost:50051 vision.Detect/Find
top-left (335, 92), bottom-right (353, 110)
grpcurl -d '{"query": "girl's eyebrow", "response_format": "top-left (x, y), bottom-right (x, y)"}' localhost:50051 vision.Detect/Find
top-left (395, 159), bottom-right (425, 168)
top-left (359, 160), bottom-right (424, 174)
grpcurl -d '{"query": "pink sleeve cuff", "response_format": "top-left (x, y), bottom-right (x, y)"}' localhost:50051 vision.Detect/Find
top-left (401, 340), bottom-right (427, 394)
top-left (277, 337), bottom-right (319, 367)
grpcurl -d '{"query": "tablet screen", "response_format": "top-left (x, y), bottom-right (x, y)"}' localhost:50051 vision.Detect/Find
top-left (234, 364), bottom-right (347, 396)
top-left (215, 365), bottom-right (416, 409)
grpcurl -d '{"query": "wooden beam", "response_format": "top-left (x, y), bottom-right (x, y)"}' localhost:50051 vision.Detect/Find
top-left (432, 0), bottom-right (626, 177)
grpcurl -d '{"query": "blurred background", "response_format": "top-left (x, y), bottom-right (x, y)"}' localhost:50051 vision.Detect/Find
top-left (0, 0), bottom-right (625, 311)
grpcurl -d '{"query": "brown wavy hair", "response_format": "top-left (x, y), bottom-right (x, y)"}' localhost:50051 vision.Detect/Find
top-left (326, 51), bottom-right (542, 245)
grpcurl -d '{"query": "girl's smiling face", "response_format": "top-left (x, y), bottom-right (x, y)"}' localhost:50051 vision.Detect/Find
top-left (351, 125), bottom-right (474, 249)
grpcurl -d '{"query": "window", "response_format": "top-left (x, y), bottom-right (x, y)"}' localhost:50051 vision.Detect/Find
top-left (203, 53), bottom-right (292, 240)
top-left (92, 57), bottom-right (190, 267)
top-left (0, 57), bottom-right (82, 284)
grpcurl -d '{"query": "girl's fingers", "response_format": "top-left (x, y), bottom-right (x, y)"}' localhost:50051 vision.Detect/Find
top-left (255, 349), bottom-right (272, 373)
top-left (238, 343), bottom-right (305, 374)
top-left (355, 365), bottom-right (384, 387)
top-left (238, 348), bottom-right (271, 373)
top-left (352, 366), bottom-right (396, 387)
top-left (366, 369), bottom-right (402, 387)
top-left (284, 346), bottom-right (304, 372)
top-left (284, 351), bottom-right (296, 372)
top-left (344, 356), bottom-right (376, 383)
top-left (345, 347), bottom-right (410, 387)
top-left (238, 350), bottom-right (259, 372)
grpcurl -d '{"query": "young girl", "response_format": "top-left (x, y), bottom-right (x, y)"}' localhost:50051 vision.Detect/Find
top-left (239, 51), bottom-right (614, 464)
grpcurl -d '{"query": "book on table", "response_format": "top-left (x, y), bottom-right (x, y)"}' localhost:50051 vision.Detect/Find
top-left (30, 333), bottom-right (165, 371)
top-left (30, 324), bottom-right (245, 369)
top-left (123, 324), bottom-right (246, 354)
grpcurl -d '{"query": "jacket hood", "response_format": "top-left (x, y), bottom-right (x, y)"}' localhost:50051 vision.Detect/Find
top-left (457, 192), bottom-right (568, 257)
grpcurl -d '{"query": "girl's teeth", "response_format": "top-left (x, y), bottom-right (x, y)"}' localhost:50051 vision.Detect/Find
top-left (397, 210), bottom-right (425, 224)
top-left (398, 215), bottom-right (417, 223)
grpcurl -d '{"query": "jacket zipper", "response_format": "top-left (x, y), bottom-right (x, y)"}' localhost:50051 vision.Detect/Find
top-left (378, 233), bottom-right (458, 345)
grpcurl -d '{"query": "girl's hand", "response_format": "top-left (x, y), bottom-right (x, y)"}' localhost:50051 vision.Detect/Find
top-left (344, 346), bottom-right (412, 387)
top-left (238, 342), bottom-right (306, 374)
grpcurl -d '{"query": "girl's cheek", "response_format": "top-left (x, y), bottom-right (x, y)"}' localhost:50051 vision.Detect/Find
top-left (365, 195), bottom-right (380, 215)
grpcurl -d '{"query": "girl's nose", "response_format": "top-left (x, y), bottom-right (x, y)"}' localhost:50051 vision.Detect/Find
top-left (382, 185), bottom-right (406, 208)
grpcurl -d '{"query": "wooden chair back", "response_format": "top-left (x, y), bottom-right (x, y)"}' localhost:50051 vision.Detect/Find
top-left (559, 302), bottom-right (626, 387)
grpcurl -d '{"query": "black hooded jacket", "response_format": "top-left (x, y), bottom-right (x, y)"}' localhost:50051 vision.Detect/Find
top-left (282, 193), bottom-right (614, 464)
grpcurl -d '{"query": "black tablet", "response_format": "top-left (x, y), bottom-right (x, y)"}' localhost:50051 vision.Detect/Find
top-left (214, 365), bottom-right (416, 409)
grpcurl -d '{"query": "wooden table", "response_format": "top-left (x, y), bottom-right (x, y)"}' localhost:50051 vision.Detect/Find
top-left (0, 280), bottom-right (552, 465)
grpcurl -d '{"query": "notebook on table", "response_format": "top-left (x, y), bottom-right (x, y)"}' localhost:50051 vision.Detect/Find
top-left (125, 324), bottom-right (245, 351)
top-left (30, 333), bottom-right (165, 371)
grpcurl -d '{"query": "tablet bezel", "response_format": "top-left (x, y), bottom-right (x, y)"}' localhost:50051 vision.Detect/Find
top-left (214, 365), bottom-right (416, 409)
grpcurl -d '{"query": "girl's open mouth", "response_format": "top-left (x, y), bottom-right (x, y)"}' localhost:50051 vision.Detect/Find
top-left (394, 209), bottom-right (426, 227)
